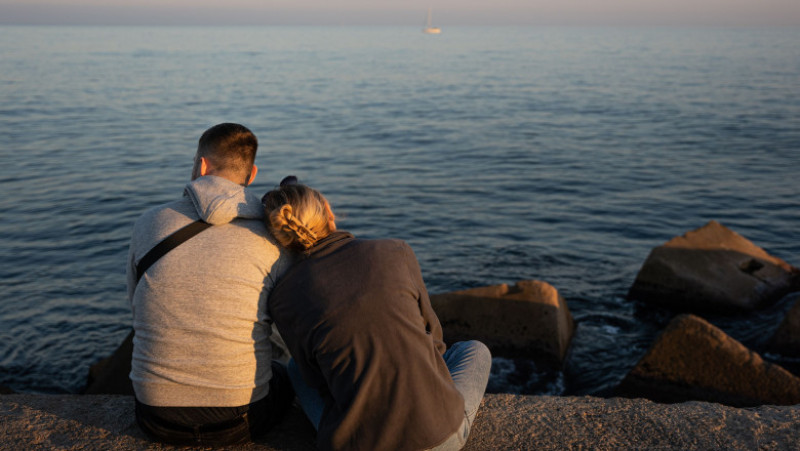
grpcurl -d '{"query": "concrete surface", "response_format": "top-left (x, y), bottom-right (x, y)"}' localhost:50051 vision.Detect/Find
top-left (2, 393), bottom-right (799, 450)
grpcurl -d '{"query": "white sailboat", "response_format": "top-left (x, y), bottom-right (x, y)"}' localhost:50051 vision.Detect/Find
top-left (423, 8), bottom-right (441, 34)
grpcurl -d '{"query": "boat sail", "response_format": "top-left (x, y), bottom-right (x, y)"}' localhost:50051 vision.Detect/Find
top-left (423, 8), bottom-right (441, 34)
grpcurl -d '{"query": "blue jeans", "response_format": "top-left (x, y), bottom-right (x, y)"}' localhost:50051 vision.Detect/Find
top-left (288, 340), bottom-right (492, 450)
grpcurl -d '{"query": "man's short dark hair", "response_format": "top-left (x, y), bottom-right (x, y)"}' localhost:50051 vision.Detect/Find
top-left (197, 123), bottom-right (258, 180)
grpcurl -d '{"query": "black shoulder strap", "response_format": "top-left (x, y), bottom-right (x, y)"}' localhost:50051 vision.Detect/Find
top-left (135, 220), bottom-right (212, 285)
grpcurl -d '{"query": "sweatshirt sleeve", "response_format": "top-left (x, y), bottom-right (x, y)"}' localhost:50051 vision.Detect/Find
top-left (402, 242), bottom-right (447, 356)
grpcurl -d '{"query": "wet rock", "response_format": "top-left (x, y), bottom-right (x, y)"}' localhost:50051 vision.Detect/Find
top-left (83, 330), bottom-right (134, 395)
top-left (430, 280), bottom-right (574, 364)
top-left (616, 314), bottom-right (800, 407)
top-left (628, 220), bottom-right (800, 312)
top-left (769, 298), bottom-right (800, 357)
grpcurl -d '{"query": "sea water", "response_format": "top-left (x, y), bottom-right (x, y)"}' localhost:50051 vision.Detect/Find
top-left (0, 26), bottom-right (799, 394)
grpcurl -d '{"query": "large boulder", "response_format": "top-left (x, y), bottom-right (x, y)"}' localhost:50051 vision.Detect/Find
top-left (628, 220), bottom-right (800, 312)
top-left (430, 280), bottom-right (574, 364)
top-left (769, 298), bottom-right (800, 357)
top-left (616, 314), bottom-right (800, 407)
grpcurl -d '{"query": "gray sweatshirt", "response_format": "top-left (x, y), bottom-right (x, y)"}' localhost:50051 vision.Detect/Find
top-left (126, 175), bottom-right (289, 407)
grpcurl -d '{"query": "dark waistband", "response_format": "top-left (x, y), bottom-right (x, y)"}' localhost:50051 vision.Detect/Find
top-left (135, 399), bottom-right (249, 434)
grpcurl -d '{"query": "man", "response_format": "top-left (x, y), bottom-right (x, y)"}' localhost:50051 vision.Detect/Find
top-left (126, 123), bottom-right (293, 446)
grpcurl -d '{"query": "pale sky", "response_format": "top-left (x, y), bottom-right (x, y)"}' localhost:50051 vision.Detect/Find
top-left (1, 0), bottom-right (799, 26)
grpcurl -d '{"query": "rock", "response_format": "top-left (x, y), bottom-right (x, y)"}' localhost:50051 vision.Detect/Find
top-left (430, 280), bottom-right (574, 364)
top-left (83, 331), bottom-right (134, 395)
top-left (616, 314), bottom-right (800, 407)
top-left (628, 220), bottom-right (800, 312)
top-left (0, 385), bottom-right (14, 395)
top-left (769, 298), bottom-right (800, 357)
top-left (3, 394), bottom-right (800, 450)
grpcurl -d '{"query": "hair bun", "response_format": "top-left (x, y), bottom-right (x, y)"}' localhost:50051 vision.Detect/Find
top-left (263, 183), bottom-right (333, 251)
top-left (273, 204), bottom-right (318, 249)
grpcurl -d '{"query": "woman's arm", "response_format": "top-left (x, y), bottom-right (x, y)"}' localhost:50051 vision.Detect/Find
top-left (403, 242), bottom-right (448, 356)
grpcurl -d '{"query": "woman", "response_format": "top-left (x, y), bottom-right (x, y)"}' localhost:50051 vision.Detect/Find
top-left (262, 178), bottom-right (491, 451)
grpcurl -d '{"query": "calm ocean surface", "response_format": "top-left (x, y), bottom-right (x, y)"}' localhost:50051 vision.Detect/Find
top-left (1, 26), bottom-right (799, 395)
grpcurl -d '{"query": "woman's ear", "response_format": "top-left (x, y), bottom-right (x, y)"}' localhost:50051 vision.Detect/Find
top-left (325, 201), bottom-right (336, 231)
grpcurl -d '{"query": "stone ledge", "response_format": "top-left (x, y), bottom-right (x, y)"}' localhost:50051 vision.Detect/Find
top-left (2, 394), bottom-right (799, 450)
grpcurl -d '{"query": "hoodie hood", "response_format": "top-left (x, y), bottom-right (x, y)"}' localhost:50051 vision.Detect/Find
top-left (184, 175), bottom-right (265, 225)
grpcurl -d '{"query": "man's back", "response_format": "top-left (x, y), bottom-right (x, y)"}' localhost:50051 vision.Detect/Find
top-left (127, 175), bottom-right (289, 407)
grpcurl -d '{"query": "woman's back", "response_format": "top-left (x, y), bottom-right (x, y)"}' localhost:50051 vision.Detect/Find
top-left (269, 232), bottom-right (465, 451)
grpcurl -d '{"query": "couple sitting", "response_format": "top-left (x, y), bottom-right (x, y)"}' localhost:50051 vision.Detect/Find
top-left (127, 123), bottom-right (491, 450)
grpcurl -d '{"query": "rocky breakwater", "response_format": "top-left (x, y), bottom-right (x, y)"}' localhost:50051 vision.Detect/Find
top-left (81, 221), bottom-right (799, 407)
top-left (620, 220), bottom-right (800, 407)
top-left (11, 219), bottom-right (800, 449)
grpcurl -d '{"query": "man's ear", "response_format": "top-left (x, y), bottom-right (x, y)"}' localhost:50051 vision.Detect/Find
top-left (199, 157), bottom-right (210, 176)
top-left (246, 165), bottom-right (258, 186)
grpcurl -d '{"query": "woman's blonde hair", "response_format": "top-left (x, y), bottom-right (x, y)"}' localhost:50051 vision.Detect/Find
top-left (262, 180), bottom-right (335, 251)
